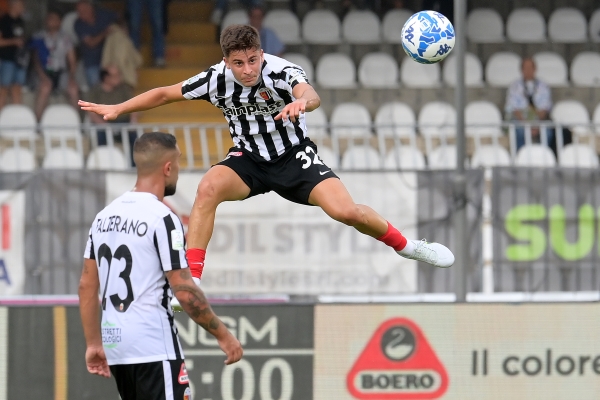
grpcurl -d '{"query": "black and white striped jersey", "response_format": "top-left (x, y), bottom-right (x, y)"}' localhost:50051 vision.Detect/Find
top-left (83, 191), bottom-right (187, 365)
top-left (181, 53), bottom-right (310, 161)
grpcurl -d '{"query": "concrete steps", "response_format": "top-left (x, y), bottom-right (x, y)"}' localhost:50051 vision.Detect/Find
top-left (140, 43), bottom-right (222, 68)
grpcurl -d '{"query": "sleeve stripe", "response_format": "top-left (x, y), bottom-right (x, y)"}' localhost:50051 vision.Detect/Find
top-left (88, 234), bottom-right (95, 260)
top-left (163, 214), bottom-right (182, 270)
top-left (153, 231), bottom-right (164, 271)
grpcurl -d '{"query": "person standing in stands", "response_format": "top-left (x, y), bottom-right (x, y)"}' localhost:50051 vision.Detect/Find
top-left (0, 0), bottom-right (28, 109)
top-left (248, 6), bottom-right (284, 57)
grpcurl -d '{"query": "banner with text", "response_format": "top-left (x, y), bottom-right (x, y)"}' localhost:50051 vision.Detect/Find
top-left (0, 191), bottom-right (25, 295)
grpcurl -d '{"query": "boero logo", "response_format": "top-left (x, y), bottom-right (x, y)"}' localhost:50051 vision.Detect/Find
top-left (347, 318), bottom-right (449, 399)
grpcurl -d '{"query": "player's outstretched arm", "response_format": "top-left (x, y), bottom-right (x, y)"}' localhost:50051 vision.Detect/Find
top-left (78, 82), bottom-right (186, 121)
top-left (78, 258), bottom-right (111, 378)
top-left (274, 82), bottom-right (320, 123)
top-left (167, 268), bottom-right (243, 365)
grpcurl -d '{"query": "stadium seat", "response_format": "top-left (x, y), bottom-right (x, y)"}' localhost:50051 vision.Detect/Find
top-left (442, 52), bottom-right (484, 87)
top-left (548, 8), bottom-right (587, 43)
top-left (428, 145), bottom-right (458, 169)
top-left (551, 100), bottom-right (590, 135)
top-left (316, 145), bottom-right (339, 169)
top-left (42, 147), bottom-right (84, 169)
top-left (304, 107), bottom-right (328, 137)
top-left (40, 104), bottom-right (81, 138)
top-left (264, 10), bottom-right (301, 44)
top-left (342, 10), bottom-right (381, 44)
top-left (592, 102), bottom-right (600, 134)
top-left (465, 101), bottom-right (503, 137)
top-left (60, 11), bottom-right (79, 45)
top-left (400, 57), bottom-right (440, 88)
top-left (589, 9), bottom-right (600, 43)
top-left (283, 53), bottom-right (314, 82)
top-left (559, 144), bottom-right (599, 168)
top-left (506, 8), bottom-right (546, 43)
top-left (316, 53), bottom-right (356, 88)
top-left (330, 102), bottom-right (371, 138)
top-left (340, 145), bottom-right (381, 170)
top-left (418, 101), bottom-right (456, 137)
top-left (471, 144), bottom-right (512, 168)
top-left (0, 104), bottom-right (37, 140)
top-left (375, 102), bottom-right (416, 138)
top-left (86, 147), bottom-right (129, 170)
top-left (221, 9), bottom-right (248, 30)
top-left (533, 52), bottom-right (568, 87)
top-left (485, 52), bottom-right (521, 87)
top-left (382, 9), bottom-right (413, 43)
top-left (467, 8), bottom-right (504, 43)
top-left (383, 146), bottom-right (426, 170)
top-left (302, 10), bottom-right (341, 44)
top-left (0, 147), bottom-right (36, 171)
top-left (570, 52), bottom-right (600, 87)
top-left (358, 52), bottom-right (398, 88)
top-left (515, 144), bottom-right (556, 167)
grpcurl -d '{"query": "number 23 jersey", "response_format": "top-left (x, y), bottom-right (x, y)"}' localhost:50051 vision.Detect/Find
top-left (83, 191), bottom-right (187, 365)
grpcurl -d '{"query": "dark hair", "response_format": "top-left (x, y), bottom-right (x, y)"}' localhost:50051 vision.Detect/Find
top-left (220, 24), bottom-right (261, 58)
top-left (133, 132), bottom-right (177, 155)
top-left (46, 8), bottom-right (62, 18)
top-left (99, 68), bottom-right (110, 83)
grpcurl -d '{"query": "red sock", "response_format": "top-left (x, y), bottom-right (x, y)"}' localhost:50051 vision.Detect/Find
top-left (376, 222), bottom-right (407, 251)
top-left (186, 248), bottom-right (206, 279)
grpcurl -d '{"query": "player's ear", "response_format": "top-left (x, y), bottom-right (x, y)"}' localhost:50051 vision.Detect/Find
top-left (223, 57), bottom-right (230, 69)
top-left (163, 160), bottom-right (172, 177)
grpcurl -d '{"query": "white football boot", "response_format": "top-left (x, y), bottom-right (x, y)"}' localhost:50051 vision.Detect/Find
top-left (397, 239), bottom-right (455, 268)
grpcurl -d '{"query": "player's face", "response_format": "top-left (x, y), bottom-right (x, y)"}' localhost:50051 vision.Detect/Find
top-left (224, 49), bottom-right (263, 87)
top-left (164, 147), bottom-right (181, 197)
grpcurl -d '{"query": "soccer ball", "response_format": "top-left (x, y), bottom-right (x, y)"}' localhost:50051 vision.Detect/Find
top-left (401, 11), bottom-right (455, 64)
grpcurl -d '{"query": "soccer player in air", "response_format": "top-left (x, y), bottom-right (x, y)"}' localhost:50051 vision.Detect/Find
top-left (79, 132), bottom-right (242, 399)
top-left (79, 24), bottom-right (455, 285)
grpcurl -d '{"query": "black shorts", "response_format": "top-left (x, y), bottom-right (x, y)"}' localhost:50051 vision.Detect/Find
top-left (110, 359), bottom-right (190, 400)
top-left (217, 139), bottom-right (339, 205)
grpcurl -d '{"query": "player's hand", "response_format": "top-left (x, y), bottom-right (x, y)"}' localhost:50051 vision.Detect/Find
top-left (274, 98), bottom-right (306, 123)
top-left (78, 100), bottom-right (121, 121)
top-left (85, 345), bottom-right (111, 378)
top-left (218, 333), bottom-right (243, 365)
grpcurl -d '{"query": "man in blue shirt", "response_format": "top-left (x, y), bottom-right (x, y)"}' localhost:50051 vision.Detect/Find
top-left (248, 6), bottom-right (284, 57)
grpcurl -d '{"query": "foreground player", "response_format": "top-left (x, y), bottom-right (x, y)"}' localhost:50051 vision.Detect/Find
top-left (79, 25), bottom-right (454, 284)
top-left (79, 132), bottom-right (242, 399)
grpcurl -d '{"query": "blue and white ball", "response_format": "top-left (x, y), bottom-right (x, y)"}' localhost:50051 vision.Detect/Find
top-left (401, 11), bottom-right (455, 64)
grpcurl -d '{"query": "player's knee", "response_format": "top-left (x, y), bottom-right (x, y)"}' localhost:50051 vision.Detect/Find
top-left (329, 205), bottom-right (363, 226)
top-left (195, 179), bottom-right (224, 206)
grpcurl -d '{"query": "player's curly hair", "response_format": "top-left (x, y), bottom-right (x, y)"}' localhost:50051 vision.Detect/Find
top-left (220, 24), bottom-right (261, 58)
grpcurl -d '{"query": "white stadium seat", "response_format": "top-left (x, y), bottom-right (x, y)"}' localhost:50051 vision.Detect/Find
top-left (358, 52), bottom-right (398, 88)
top-left (330, 102), bottom-right (371, 138)
top-left (465, 101), bottom-right (503, 137)
top-left (302, 10), bottom-right (341, 44)
top-left (316, 145), bottom-right (338, 169)
top-left (0, 104), bottom-right (37, 140)
top-left (340, 145), bottom-right (381, 170)
top-left (304, 107), bottom-right (328, 138)
top-left (548, 8), bottom-right (587, 43)
top-left (283, 53), bottom-right (314, 82)
top-left (428, 145), bottom-right (458, 170)
top-left (467, 8), bottom-right (504, 43)
top-left (442, 52), bottom-right (483, 87)
top-left (485, 52), bottom-right (521, 87)
top-left (471, 145), bottom-right (512, 168)
top-left (316, 53), bottom-right (356, 88)
top-left (592, 102), bottom-right (600, 134)
top-left (400, 57), bottom-right (440, 88)
top-left (0, 147), bottom-right (36, 171)
top-left (86, 147), bottom-right (129, 170)
top-left (375, 102), bottom-right (416, 138)
top-left (42, 148), bottom-right (84, 169)
top-left (264, 10), bottom-right (301, 44)
top-left (382, 9), bottom-right (413, 43)
top-left (506, 8), bottom-right (546, 43)
top-left (384, 146), bottom-right (426, 170)
top-left (221, 9), bottom-right (248, 30)
top-left (515, 144), bottom-right (556, 167)
top-left (550, 100), bottom-right (591, 135)
top-left (533, 52), bottom-right (568, 87)
top-left (589, 9), bottom-right (600, 43)
top-left (570, 52), bottom-right (600, 87)
top-left (342, 10), bottom-right (381, 44)
top-left (418, 101), bottom-right (456, 137)
top-left (559, 144), bottom-right (599, 168)
top-left (40, 104), bottom-right (81, 139)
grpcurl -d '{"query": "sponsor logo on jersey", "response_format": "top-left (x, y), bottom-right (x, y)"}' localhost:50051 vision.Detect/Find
top-left (227, 152), bottom-right (243, 157)
top-left (219, 101), bottom-right (285, 117)
top-left (179, 363), bottom-right (189, 384)
top-left (171, 230), bottom-right (184, 251)
top-left (258, 88), bottom-right (272, 101)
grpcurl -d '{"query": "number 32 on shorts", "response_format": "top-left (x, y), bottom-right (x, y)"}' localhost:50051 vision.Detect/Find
top-left (295, 146), bottom-right (325, 169)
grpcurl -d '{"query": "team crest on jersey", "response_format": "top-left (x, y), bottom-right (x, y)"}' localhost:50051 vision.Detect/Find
top-left (183, 387), bottom-right (191, 400)
top-left (178, 363), bottom-right (189, 384)
top-left (258, 88), bottom-right (272, 101)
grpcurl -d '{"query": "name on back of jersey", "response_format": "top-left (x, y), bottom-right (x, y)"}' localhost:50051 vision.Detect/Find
top-left (95, 215), bottom-right (148, 237)
top-left (218, 100), bottom-right (285, 117)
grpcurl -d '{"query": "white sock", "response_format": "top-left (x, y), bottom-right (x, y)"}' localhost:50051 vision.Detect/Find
top-left (397, 239), bottom-right (416, 255)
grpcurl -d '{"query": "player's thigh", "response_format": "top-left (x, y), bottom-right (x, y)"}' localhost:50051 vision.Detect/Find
top-left (308, 176), bottom-right (358, 217)
top-left (134, 360), bottom-right (190, 400)
top-left (197, 165), bottom-right (251, 203)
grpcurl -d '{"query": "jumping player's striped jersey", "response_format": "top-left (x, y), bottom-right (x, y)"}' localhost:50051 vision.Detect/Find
top-left (181, 53), bottom-right (310, 161)
top-left (83, 191), bottom-right (187, 365)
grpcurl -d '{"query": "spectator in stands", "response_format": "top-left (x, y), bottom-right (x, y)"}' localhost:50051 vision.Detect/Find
top-left (211, 0), bottom-right (262, 25)
top-left (74, 0), bottom-right (116, 88)
top-left (86, 65), bottom-right (137, 165)
top-left (31, 10), bottom-right (79, 120)
top-left (127, 0), bottom-right (166, 68)
top-left (505, 57), bottom-right (553, 151)
top-left (248, 6), bottom-right (284, 57)
top-left (101, 19), bottom-right (143, 88)
top-left (0, 0), bottom-right (28, 109)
